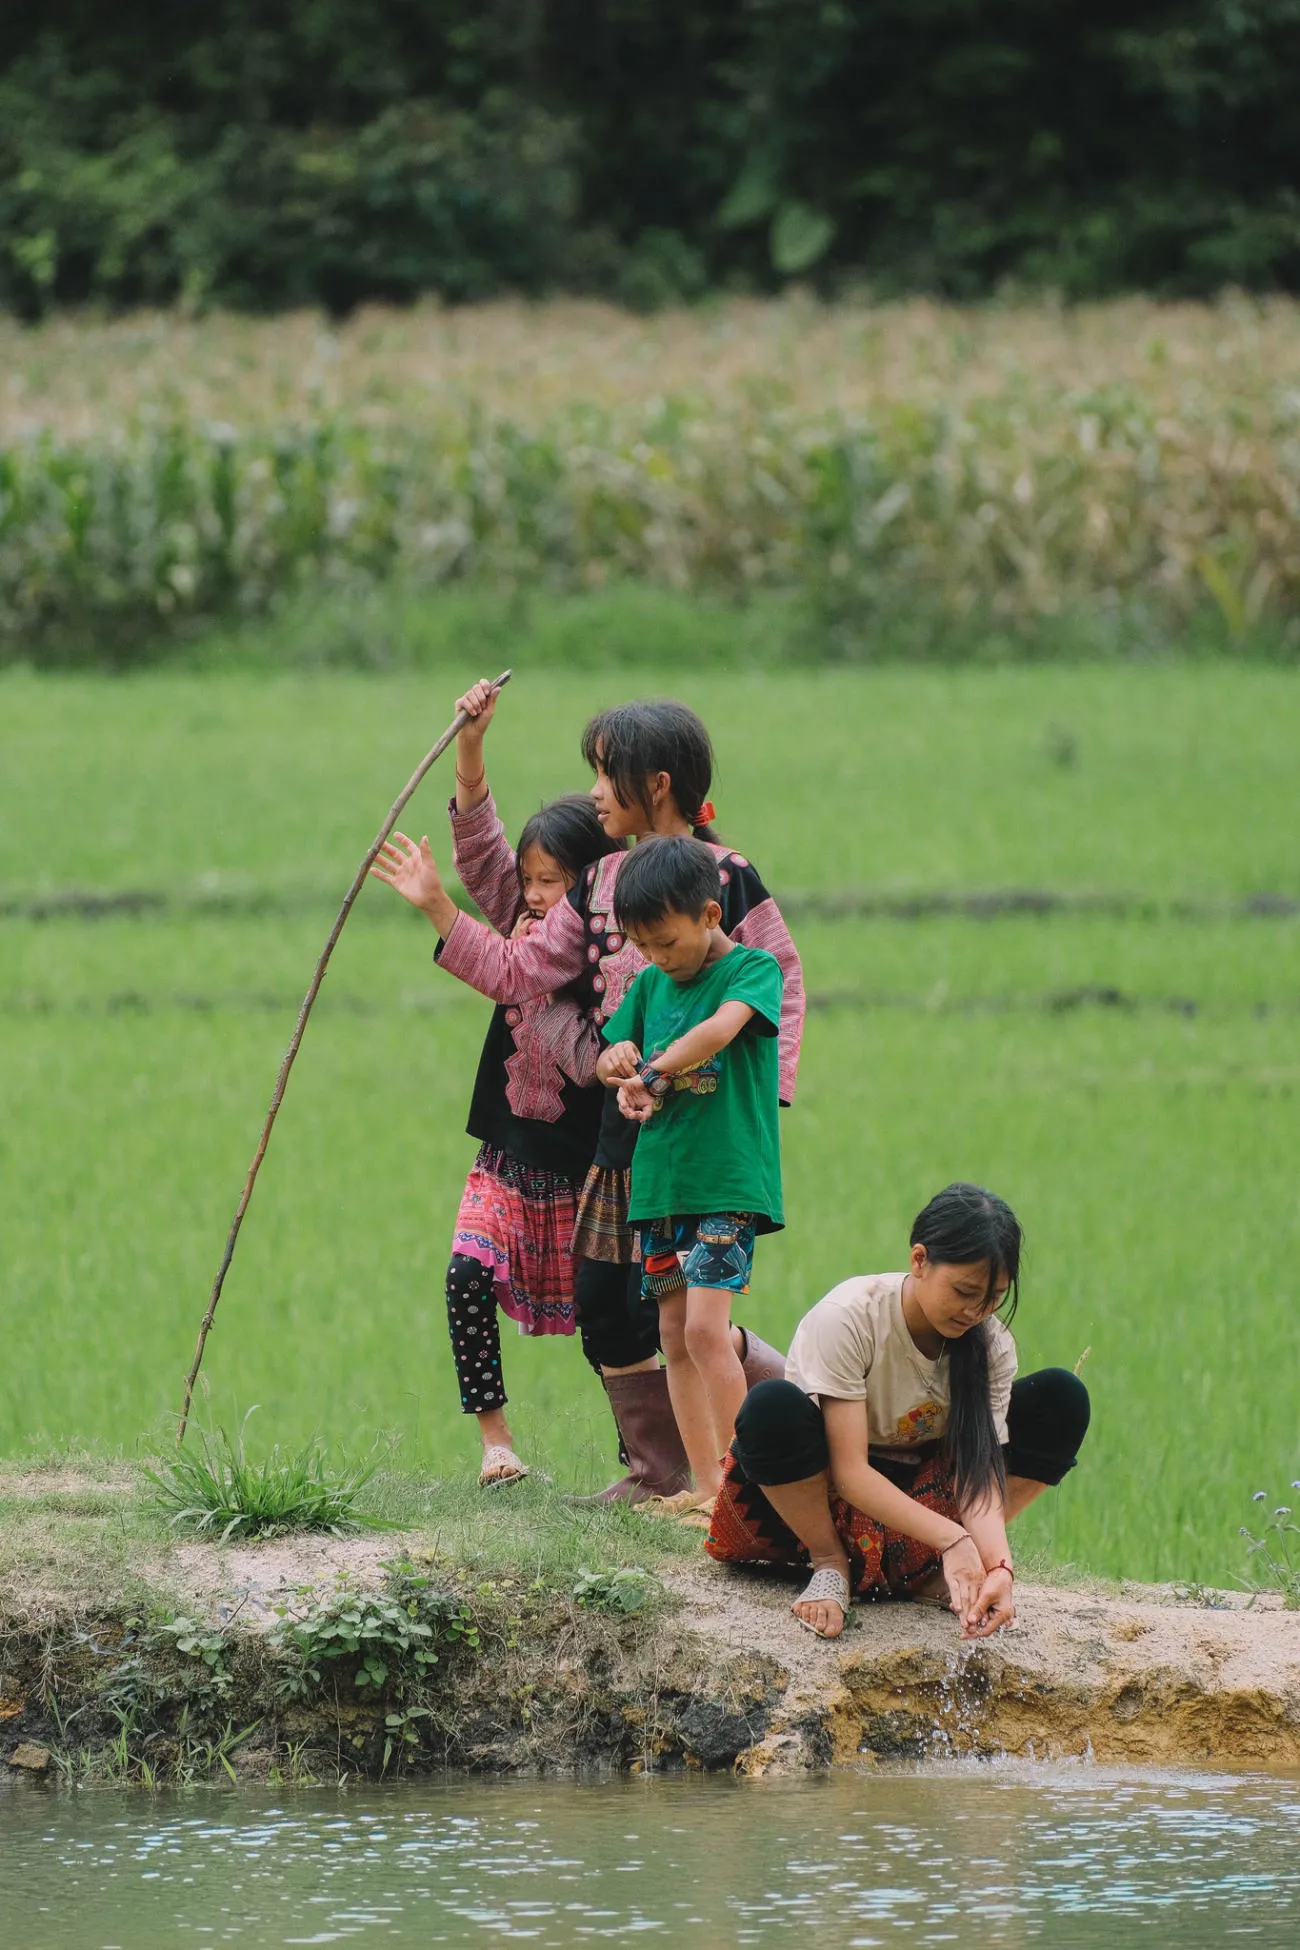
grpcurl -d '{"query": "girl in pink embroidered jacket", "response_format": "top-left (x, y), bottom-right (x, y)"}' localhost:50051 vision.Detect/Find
top-left (372, 684), bottom-right (624, 1488)
top-left (371, 690), bottom-right (806, 1507)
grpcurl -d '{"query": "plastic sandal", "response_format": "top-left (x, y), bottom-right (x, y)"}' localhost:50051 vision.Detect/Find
top-left (793, 1566), bottom-right (851, 1638)
top-left (478, 1444), bottom-right (529, 1489)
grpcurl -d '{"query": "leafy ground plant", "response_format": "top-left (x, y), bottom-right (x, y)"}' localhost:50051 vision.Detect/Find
top-left (1238, 1486), bottom-right (1300, 1608)
top-left (271, 1558), bottom-right (479, 1701)
top-left (571, 1565), bottom-right (658, 1615)
top-left (143, 1410), bottom-right (388, 1540)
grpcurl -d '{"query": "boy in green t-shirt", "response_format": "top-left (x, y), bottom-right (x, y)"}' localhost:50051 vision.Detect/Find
top-left (596, 836), bottom-right (784, 1517)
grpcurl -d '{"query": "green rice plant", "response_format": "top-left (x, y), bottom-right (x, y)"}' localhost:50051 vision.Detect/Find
top-left (4, 662), bottom-right (1300, 1587)
top-left (142, 1409), bottom-right (388, 1541)
top-left (1237, 1486), bottom-right (1300, 1608)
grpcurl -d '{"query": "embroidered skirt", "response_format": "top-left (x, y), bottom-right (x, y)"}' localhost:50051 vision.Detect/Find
top-left (451, 1143), bottom-right (581, 1336)
top-left (570, 1163), bottom-right (637, 1265)
top-left (704, 1448), bottom-right (961, 1601)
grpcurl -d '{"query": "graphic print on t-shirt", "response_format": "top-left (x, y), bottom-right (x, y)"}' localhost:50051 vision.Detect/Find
top-left (894, 1400), bottom-right (945, 1443)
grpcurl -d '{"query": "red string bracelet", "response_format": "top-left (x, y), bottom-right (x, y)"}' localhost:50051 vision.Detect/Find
top-left (990, 1559), bottom-right (1014, 1578)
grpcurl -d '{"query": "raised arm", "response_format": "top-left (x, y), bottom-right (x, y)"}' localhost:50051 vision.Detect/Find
top-left (449, 791), bottom-right (522, 937)
top-left (452, 678), bottom-right (498, 815)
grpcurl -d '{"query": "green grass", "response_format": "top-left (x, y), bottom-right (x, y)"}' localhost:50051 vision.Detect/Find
top-left (142, 1410), bottom-right (389, 1540)
top-left (2, 650), bottom-right (1298, 1588)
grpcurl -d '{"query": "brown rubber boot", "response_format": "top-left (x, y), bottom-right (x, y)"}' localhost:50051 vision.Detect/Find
top-left (736, 1325), bottom-right (786, 1388)
top-left (580, 1368), bottom-right (692, 1505)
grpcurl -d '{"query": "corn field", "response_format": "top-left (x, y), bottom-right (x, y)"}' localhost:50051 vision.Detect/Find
top-left (3, 296), bottom-right (1298, 660)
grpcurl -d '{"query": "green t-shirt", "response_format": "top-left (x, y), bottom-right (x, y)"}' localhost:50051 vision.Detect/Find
top-left (602, 943), bottom-right (784, 1231)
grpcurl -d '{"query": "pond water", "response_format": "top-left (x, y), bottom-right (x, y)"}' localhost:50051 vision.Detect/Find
top-left (3, 1763), bottom-right (1297, 1948)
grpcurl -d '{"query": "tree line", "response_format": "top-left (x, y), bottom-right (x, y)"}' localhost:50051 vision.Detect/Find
top-left (2, 1), bottom-right (1298, 315)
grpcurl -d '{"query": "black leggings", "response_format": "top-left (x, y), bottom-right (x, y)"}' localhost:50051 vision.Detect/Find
top-left (572, 1257), bottom-right (661, 1371)
top-left (446, 1255), bottom-right (507, 1414)
top-left (733, 1368), bottom-right (1091, 1488)
top-left (449, 1253), bottom-right (663, 1412)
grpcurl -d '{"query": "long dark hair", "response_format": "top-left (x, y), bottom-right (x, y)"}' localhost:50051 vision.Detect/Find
top-left (514, 794), bottom-right (624, 919)
top-left (580, 699), bottom-right (719, 841)
top-left (909, 1182), bottom-right (1022, 1508)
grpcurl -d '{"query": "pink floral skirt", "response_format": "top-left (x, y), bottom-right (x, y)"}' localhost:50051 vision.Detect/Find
top-left (451, 1143), bottom-right (580, 1336)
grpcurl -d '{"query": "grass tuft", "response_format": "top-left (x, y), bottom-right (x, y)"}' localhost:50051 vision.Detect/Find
top-left (143, 1410), bottom-right (390, 1541)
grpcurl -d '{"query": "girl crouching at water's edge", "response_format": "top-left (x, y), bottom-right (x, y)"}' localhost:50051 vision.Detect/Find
top-left (706, 1182), bottom-right (1091, 1639)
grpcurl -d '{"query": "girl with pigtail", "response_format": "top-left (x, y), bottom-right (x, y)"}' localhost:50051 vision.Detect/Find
top-left (706, 1183), bottom-right (1091, 1639)
top-left (375, 687), bottom-right (805, 1505)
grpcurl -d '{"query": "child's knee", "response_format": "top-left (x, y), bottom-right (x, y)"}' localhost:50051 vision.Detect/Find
top-left (658, 1302), bottom-right (688, 1360)
top-left (684, 1299), bottom-right (733, 1363)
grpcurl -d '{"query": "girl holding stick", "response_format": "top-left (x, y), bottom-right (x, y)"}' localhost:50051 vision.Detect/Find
top-left (372, 684), bottom-right (622, 1486)
top-left (374, 686), bottom-right (805, 1502)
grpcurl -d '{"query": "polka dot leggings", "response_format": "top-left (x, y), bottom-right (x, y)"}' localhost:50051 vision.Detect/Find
top-left (446, 1254), bottom-right (507, 1414)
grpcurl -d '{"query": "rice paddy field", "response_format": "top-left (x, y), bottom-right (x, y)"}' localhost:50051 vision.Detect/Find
top-left (2, 650), bottom-right (1297, 1587)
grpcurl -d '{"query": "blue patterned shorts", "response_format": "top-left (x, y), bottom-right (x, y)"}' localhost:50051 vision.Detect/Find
top-left (641, 1213), bottom-right (756, 1300)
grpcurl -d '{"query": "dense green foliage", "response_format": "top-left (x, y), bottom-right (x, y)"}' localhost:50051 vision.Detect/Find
top-left (3, 3), bottom-right (1300, 314)
top-left (2, 660), bottom-right (1298, 1585)
top-left (4, 299), bottom-right (1299, 664)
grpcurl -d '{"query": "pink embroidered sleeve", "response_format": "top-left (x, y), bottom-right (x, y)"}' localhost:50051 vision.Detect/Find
top-left (536, 994), bottom-right (605, 1089)
top-left (448, 791), bottom-right (520, 937)
top-left (731, 897), bottom-right (806, 1105)
top-left (436, 888), bottom-right (590, 1005)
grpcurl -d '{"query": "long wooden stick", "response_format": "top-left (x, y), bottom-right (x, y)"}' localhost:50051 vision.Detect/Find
top-left (176, 670), bottom-right (513, 1440)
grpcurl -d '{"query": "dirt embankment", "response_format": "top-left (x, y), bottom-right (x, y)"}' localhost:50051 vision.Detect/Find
top-left (3, 1496), bottom-right (1297, 1784)
top-left (664, 1560), bottom-right (1300, 1773)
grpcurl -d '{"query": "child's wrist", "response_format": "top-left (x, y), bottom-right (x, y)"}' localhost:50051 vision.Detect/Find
top-left (638, 1061), bottom-right (671, 1098)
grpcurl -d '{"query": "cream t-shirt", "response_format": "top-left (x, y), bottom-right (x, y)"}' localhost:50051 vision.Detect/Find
top-left (785, 1271), bottom-right (1017, 1458)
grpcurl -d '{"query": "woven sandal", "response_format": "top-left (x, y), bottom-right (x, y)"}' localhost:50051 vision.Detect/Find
top-left (478, 1444), bottom-right (529, 1489)
top-left (793, 1566), bottom-right (851, 1638)
top-left (636, 1487), bottom-right (715, 1520)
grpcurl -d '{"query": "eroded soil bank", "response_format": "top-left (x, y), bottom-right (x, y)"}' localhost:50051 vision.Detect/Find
top-left (2, 1474), bottom-right (1297, 1785)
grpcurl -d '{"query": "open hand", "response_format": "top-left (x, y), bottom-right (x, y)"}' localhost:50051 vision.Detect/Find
top-left (617, 1079), bottom-right (657, 1123)
top-left (369, 830), bottom-right (447, 915)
